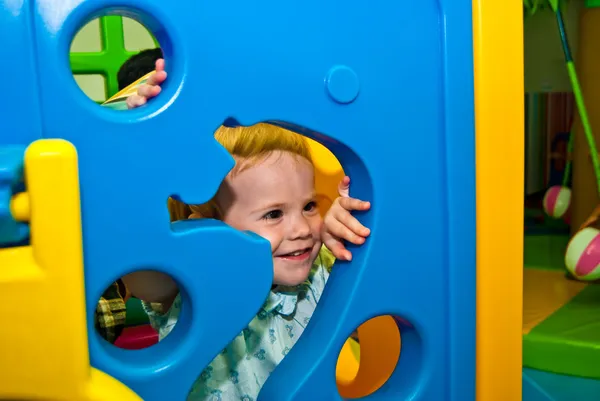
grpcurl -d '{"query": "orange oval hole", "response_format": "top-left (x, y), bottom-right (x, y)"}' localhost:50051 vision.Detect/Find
top-left (335, 315), bottom-right (401, 398)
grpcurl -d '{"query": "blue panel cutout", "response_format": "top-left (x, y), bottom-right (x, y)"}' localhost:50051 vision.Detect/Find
top-left (2, 0), bottom-right (476, 399)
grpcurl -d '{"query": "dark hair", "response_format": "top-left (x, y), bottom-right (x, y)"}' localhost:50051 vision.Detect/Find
top-left (117, 48), bottom-right (163, 90)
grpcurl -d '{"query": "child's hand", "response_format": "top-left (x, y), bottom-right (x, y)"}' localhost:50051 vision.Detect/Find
top-left (126, 58), bottom-right (167, 109)
top-left (322, 176), bottom-right (371, 261)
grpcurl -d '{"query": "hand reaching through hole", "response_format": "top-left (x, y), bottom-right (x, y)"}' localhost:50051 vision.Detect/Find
top-left (322, 176), bottom-right (371, 261)
top-left (126, 58), bottom-right (167, 109)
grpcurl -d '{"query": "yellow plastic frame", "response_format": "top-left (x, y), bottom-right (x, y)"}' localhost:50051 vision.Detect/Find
top-left (473, 0), bottom-right (524, 400)
top-left (0, 139), bottom-right (141, 401)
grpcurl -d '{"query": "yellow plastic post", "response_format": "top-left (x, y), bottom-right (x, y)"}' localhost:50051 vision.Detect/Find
top-left (473, 1), bottom-right (524, 400)
top-left (0, 139), bottom-right (141, 401)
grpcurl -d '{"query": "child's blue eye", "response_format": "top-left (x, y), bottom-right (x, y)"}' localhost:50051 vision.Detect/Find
top-left (263, 210), bottom-right (283, 220)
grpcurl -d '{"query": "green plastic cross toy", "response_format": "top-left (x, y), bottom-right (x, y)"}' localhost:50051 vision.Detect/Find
top-left (69, 16), bottom-right (159, 101)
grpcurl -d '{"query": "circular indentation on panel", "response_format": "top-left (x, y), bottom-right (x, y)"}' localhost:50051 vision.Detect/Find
top-left (325, 65), bottom-right (360, 104)
top-left (336, 315), bottom-right (422, 399)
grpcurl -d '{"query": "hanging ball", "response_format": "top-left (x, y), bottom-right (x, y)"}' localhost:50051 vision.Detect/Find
top-left (543, 186), bottom-right (571, 218)
top-left (565, 227), bottom-right (600, 281)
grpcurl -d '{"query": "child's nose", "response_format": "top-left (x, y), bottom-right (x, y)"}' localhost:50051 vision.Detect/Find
top-left (289, 216), bottom-right (312, 239)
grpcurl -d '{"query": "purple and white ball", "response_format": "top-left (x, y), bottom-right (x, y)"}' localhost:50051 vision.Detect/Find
top-left (565, 227), bottom-right (600, 281)
top-left (543, 186), bottom-right (571, 219)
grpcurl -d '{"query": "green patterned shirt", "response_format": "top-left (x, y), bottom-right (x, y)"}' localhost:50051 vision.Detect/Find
top-left (143, 246), bottom-right (335, 401)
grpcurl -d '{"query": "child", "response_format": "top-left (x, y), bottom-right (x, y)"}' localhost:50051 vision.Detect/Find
top-left (122, 60), bottom-right (371, 400)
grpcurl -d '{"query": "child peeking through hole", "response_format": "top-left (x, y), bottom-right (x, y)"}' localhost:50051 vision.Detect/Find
top-left (121, 58), bottom-right (372, 400)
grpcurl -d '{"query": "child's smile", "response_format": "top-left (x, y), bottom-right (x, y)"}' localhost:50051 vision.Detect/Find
top-left (215, 150), bottom-right (323, 286)
top-left (277, 247), bottom-right (313, 260)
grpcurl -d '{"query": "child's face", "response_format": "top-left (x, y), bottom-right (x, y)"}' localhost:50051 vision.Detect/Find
top-left (216, 151), bottom-right (323, 286)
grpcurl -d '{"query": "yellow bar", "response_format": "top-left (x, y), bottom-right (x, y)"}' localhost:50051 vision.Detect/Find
top-left (473, 1), bottom-right (524, 400)
top-left (0, 139), bottom-right (141, 401)
top-left (0, 139), bottom-right (89, 399)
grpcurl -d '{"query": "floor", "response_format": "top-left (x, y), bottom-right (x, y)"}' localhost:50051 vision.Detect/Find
top-left (522, 208), bottom-right (600, 399)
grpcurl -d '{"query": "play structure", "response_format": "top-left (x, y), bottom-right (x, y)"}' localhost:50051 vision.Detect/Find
top-left (521, 1), bottom-right (600, 399)
top-left (0, 0), bottom-right (540, 400)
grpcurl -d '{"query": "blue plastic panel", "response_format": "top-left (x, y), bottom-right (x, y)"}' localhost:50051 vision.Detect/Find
top-left (2, 0), bottom-right (476, 399)
top-left (0, 0), bottom-right (43, 146)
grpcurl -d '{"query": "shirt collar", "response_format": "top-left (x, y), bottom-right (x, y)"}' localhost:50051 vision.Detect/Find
top-left (262, 280), bottom-right (310, 317)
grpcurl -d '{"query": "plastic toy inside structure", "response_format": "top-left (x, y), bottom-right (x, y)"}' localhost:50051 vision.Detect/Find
top-left (0, 0), bottom-right (526, 400)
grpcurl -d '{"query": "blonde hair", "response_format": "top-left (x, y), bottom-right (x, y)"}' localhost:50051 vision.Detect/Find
top-left (168, 123), bottom-right (312, 221)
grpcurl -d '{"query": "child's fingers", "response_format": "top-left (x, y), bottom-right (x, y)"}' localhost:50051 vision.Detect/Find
top-left (338, 176), bottom-right (350, 198)
top-left (322, 234), bottom-right (352, 261)
top-left (338, 197), bottom-right (370, 212)
top-left (137, 83), bottom-right (162, 99)
top-left (155, 58), bottom-right (165, 72)
top-left (126, 94), bottom-right (147, 109)
top-left (325, 217), bottom-right (367, 245)
top-left (332, 245), bottom-right (353, 261)
top-left (332, 208), bottom-right (371, 238)
top-left (147, 69), bottom-right (167, 86)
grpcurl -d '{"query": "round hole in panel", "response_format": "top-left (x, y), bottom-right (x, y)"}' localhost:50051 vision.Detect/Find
top-left (336, 314), bottom-right (423, 399)
top-left (94, 272), bottom-right (179, 350)
top-left (68, 12), bottom-right (166, 111)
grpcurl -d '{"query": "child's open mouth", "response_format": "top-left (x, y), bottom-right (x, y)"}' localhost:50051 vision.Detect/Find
top-left (278, 247), bottom-right (312, 261)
